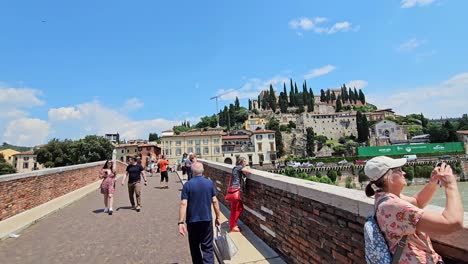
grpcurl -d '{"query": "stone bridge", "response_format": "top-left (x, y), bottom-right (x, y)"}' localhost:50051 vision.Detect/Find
top-left (0, 160), bottom-right (467, 264)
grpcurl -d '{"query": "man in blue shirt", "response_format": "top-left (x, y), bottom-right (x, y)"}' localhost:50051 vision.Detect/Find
top-left (178, 162), bottom-right (221, 264)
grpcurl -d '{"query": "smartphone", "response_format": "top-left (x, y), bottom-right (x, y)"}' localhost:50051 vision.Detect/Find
top-left (436, 162), bottom-right (443, 187)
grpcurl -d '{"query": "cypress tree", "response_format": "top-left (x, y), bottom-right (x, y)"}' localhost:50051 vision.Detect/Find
top-left (326, 89), bottom-right (331, 103)
top-left (358, 89), bottom-right (365, 104)
top-left (308, 88), bottom-right (315, 112)
top-left (320, 89), bottom-right (326, 102)
top-left (289, 79), bottom-right (295, 106)
top-left (353, 87), bottom-right (358, 104)
top-left (336, 95), bottom-right (342, 112)
top-left (269, 85), bottom-right (277, 112)
top-left (331, 91), bottom-right (336, 101)
top-left (248, 99), bottom-right (252, 110)
top-left (306, 127), bottom-right (315, 157)
top-left (235, 96), bottom-right (240, 110)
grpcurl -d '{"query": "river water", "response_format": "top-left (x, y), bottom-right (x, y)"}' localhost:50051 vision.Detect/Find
top-left (402, 182), bottom-right (468, 211)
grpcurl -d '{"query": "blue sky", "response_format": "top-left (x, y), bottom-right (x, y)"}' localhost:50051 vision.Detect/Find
top-left (1, 0), bottom-right (467, 146)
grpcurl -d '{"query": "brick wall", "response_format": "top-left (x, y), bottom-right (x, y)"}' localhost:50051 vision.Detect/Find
top-left (0, 161), bottom-right (127, 221)
top-left (203, 160), bottom-right (468, 264)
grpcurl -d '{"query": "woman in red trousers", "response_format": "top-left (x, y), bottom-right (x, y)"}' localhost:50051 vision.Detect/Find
top-left (228, 157), bottom-right (251, 232)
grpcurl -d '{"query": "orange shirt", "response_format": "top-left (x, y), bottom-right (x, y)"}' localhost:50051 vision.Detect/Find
top-left (159, 159), bottom-right (169, 172)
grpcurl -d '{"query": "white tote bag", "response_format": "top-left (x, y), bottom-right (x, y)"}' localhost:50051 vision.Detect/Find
top-left (215, 227), bottom-right (238, 260)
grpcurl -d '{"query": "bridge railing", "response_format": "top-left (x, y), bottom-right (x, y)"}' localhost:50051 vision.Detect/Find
top-left (0, 161), bottom-right (127, 221)
top-left (202, 159), bottom-right (468, 264)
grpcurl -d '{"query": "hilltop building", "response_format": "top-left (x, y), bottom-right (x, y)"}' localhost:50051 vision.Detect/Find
top-left (457, 130), bottom-right (468, 155)
top-left (296, 112), bottom-right (358, 140)
top-left (114, 143), bottom-right (160, 168)
top-left (0, 149), bottom-right (20, 165)
top-left (104, 133), bottom-right (120, 144)
top-left (244, 116), bottom-right (267, 131)
top-left (368, 120), bottom-right (410, 146)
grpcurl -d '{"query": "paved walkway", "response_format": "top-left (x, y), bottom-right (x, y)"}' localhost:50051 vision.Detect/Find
top-left (0, 172), bottom-right (193, 264)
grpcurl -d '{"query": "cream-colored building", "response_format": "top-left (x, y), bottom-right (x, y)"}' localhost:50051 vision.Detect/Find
top-left (160, 129), bottom-right (223, 165)
top-left (13, 151), bottom-right (43, 173)
top-left (221, 129), bottom-right (276, 167)
top-left (115, 144), bottom-right (139, 163)
top-left (369, 120), bottom-right (409, 146)
top-left (0, 149), bottom-right (20, 165)
top-left (296, 112), bottom-right (358, 140)
top-left (244, 116), bottom-right (267, 131)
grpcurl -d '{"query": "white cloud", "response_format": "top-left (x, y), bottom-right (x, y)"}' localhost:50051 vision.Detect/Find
top-left (401, 0), bottom-right (435, 8)
top-left (0, 85), bottom-right (44, 108)
top-left (399, 38), bottom-right (424, 52)
top-left (346, 80), bottom-right (368, 89)
top-left (304, 65), bottom-right (336, 79)
top-left (3, 118), bottom-right (50, 146)
top-left (46, 100), bottom-right (188, 142)
top-left (367, 72), bottom-right (468, 118)
top-left (123, 98), bottom-right (144, 111)
top-left (289, 17), bottom-right (358, 35)
top-left (48, 107), bottom-right (82, 121)
top-left (216, 75), bottom-right (290, 101)
top-left (328, 21), bottom-right (352, 34)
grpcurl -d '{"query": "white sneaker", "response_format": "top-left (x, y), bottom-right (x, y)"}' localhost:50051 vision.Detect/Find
top-left (103, 208), bottom-right (109, 213)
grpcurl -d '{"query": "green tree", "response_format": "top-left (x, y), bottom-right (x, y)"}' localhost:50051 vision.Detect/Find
top-left (235, 97), bottom-right (240, 110)
top-left (335, 95), bottom-right (343, 112)
top-left (196, 115), bottom-right (218, 128)
top-left (248, 99), bottom-right (252, 111)
top-left (356, 111), bottom-right (369, 143)
top-left (308, 88), bottom-right (315, 112)
top-left (289, 79), bottom-right (295, 106)
top-left (306, 127), bottom-right (315, 156)
top-left (266, 117), bottom-right (284, 157)
top-left (148, 133), bottom-right (159, 142)
top-left (327, 170), bottom-right (338, 183)
top-left (358, 89), bottom-right (365, 104)
top-left (0, 153), bottom-right (16, 175)
top-left (269, 85), bottom-right (277, 112)
top-left (358, 169), bottom-right (368, 183)
top-left (320, 89), bottom-right (326, 102)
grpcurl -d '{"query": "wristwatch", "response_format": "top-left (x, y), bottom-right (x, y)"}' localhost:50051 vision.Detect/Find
top-left (178, 221), bottom-right (184, 225)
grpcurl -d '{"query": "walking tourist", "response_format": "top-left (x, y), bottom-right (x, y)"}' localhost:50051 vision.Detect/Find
top-left (121, 157), bottom-right (148, 212)
top-left (178, 162), bottom-right (221, 264)
top-left (158, 155), bottom-right (170, 189)
top-left (181, 153), bottom-right (188, 179)
top-left (185, 152), bottom-right (195, 180)
top-left (226, 157), bottom-right (251, 232)
top-left (364, 156), bottom-right (464, 263)
top-left (99, 160), bottom-right (117, 215)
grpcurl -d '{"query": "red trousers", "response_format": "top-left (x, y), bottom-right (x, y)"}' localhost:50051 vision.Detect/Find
top-left (229, 199), bottom-right (243, 230)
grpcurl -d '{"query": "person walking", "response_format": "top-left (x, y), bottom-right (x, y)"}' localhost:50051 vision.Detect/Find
top-left (185, 152), bottom-right (195, 181)
top-left (227, 157), bottom-right (251, 232)
top-left (181, 153), bottom-right (188, 179)
top-left (178, 162), bottom-right (221, 264)
top-left (121, 157), bottom-right (147, 212)
top-left (158, 155), bottom-right (170, 189)
top-left (99, 160), bottom-right (116, 215)
top-left (364, 156), bottom-right (463, 263)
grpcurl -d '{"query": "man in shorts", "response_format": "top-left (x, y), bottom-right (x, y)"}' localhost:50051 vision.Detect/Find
top-left (158, 155), bottom-right (170, 189)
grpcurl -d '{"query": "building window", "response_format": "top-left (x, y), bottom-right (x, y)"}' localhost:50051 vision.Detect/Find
top-left (214, 146), bottom-right (220, 154)
top-left (176, 148), bottom-right (181, 155)
top-left (270, 142), bottom-right (275, 151)
top-left (23, 157), bottom-right (29, 161)
top-left (23, 163), bottom-right (29, 169)
top-left (146, 147), bottom-right (151, 151)
top-left (188, 147), bottom-right (193, 154)
top-left (196, 147), bottom-right (201, 155)
top-left (257, 143), bottom-right (262, 151)
top-left (268, 134), bottom-right (274, 140)
top-left (165, 149), bottom-right (169, 155)
top-left (188, 140), bottom-right (193, 145)
top-left (126, 149), bottom-right (129, 153)
top-left (204, 147), bottom-right (209, 154)
top-left (176, 141), bottom-right (181, 146)
top-left (203, 139), bottom-right (209, 145)
top-left (213, 138), bottom-right (220, 144)
top-left (256, 135), bottom-right (263, 140)
top-left (121, 150), bottom-right (124, 153)
top-left (195, 140), bottom-right (201, 145)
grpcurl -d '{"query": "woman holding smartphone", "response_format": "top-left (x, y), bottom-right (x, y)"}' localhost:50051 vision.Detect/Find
top-left (100, 160), bottom-right (117, 215)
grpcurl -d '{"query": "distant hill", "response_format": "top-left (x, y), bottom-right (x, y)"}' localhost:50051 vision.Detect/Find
top-left (0, 142), bottom-right (31, 152)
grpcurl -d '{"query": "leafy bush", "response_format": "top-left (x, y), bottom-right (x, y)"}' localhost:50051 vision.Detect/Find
top-left (358, 169), bottom-right (368, 183)
top-left (327, 170), bottom-right (338, 183)
top-left (403, 165), bottom-right (414, 182)
top-left (345, 177), bottom-right (353, 188)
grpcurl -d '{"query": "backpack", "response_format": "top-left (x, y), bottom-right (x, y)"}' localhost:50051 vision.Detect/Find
top-left (364, 196), bottom-right (408, 264)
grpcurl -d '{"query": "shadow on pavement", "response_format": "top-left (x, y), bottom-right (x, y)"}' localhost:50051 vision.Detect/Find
top-left (115, 206), bottom-right (134, 211)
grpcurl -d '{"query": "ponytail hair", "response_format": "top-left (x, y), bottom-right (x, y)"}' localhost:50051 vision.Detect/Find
top-left (364, 172), bottom-right (387, 197)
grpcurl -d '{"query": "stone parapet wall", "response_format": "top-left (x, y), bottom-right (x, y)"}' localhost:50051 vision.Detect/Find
top-left (0, 161), bottom-right (127, 221)
top-left (202, 160), bottom-right (468, 264)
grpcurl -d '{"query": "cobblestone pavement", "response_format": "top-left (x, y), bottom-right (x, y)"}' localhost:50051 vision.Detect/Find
top-left (0, 172), bottom-right (193, 264)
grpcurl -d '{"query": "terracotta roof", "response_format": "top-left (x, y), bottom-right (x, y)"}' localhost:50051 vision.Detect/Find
top-left (162, 130), bottom-right (173, 133)
top-left (374, 108), bottom-right (394, 113)
top-left (13, 150), bottom-right (35, 156)
top-left (115, 144), bottom-right (138, 148)
top-left (177, 130), bottom-right (223, 137)
top-left (252, 129), bottom-right (275, 134)
top-left (457, 130), bottom-right (468, 135)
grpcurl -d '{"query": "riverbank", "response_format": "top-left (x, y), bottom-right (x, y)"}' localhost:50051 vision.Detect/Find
top-left (403, 182), bottom-right (468, 209)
